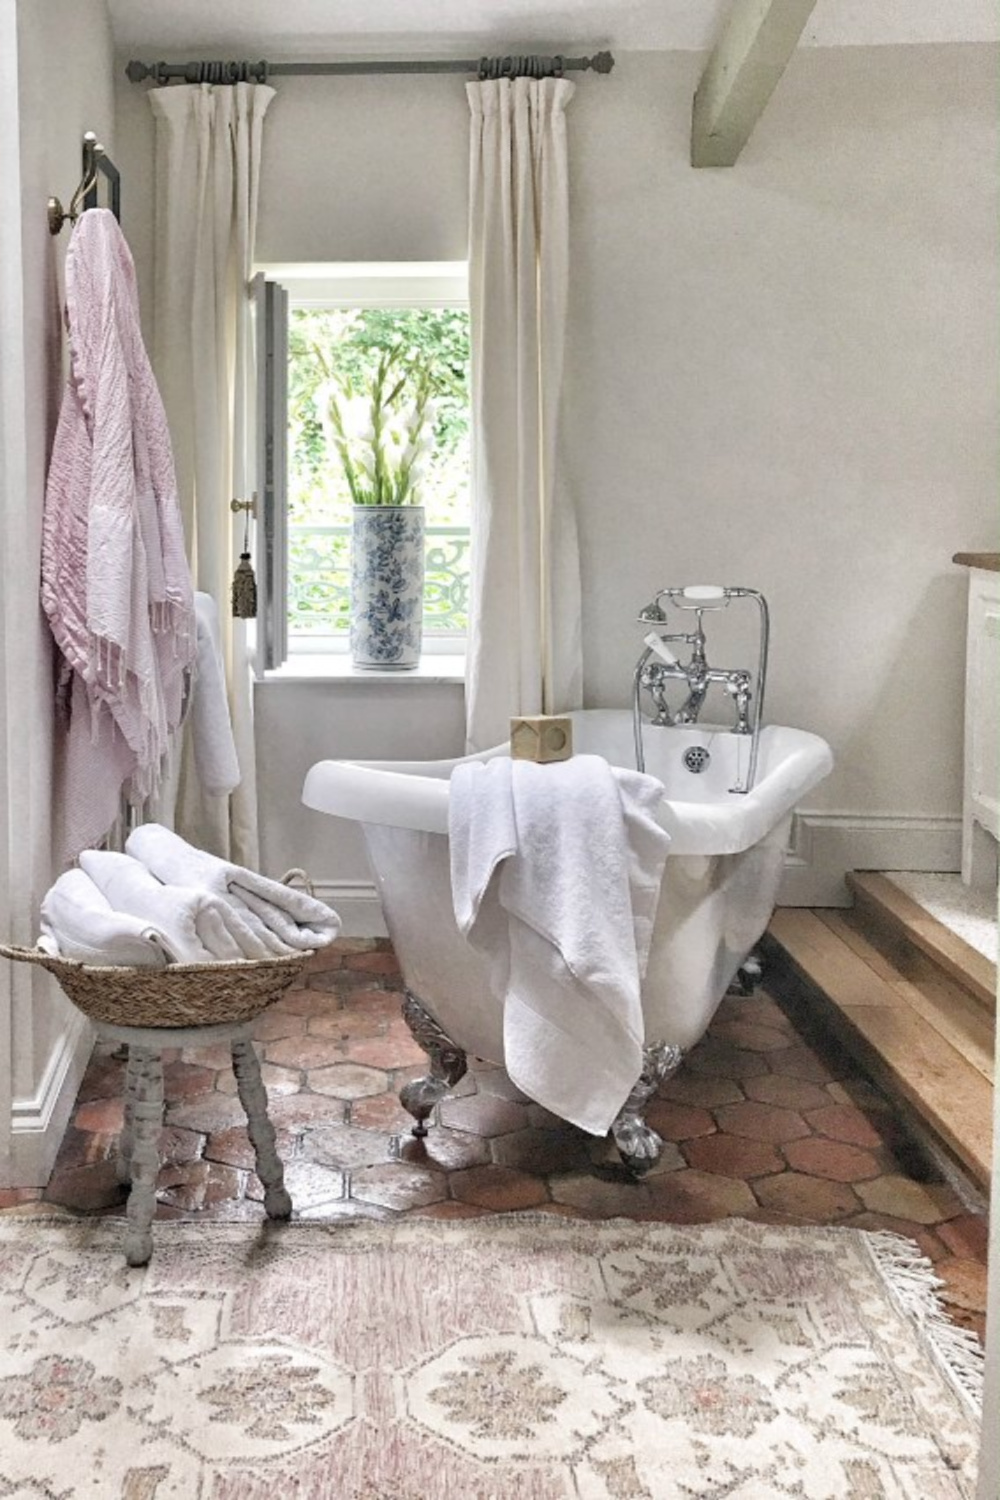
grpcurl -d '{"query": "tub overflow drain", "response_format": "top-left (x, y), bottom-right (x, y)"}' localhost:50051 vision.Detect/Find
top-left (683, 746), bottom-right (711, 774)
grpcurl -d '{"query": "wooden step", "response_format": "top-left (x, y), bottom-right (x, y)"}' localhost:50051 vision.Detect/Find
top-left (847, 872), bottom-right (996, 1014)
top-left (765, 907), bottom-right (994, 1191)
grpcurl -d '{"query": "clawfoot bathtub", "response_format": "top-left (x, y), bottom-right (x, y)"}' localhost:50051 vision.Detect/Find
top-left (303, 709), bottom-right (832, 1171)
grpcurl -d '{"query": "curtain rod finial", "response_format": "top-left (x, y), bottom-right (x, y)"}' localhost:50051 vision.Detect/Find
top-left (590, 50), bottom-right (615, 74)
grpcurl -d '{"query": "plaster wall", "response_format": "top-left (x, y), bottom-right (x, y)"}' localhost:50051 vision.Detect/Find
top-left (114, 45), bottom-right (996, 899)
top-left (0, 0), bottom-right (116, 1185)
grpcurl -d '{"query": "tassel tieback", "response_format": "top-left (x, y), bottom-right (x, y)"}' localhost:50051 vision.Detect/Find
top-left (231, 553), bottom-right (257, 618)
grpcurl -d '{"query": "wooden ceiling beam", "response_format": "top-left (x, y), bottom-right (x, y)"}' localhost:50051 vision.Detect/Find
top-left (691, 0), bottom-right (818, 167)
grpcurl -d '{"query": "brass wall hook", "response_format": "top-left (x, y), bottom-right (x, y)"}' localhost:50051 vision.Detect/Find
top-left (230, 496), bottom-right (258, 518)
top-left (49, 132), bottom-right (103, 235)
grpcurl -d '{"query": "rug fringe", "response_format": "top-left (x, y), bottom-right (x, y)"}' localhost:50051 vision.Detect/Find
top-left (864, 1230), bottom-right (984, 1411)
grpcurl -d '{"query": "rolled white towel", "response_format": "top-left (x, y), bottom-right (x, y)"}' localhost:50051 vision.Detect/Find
top-left (39, 868), bottom-right (175, 967)
top-left (79, 850), bottom-right (274, 963)
top-left (126, 823), bottom-right (340, 951)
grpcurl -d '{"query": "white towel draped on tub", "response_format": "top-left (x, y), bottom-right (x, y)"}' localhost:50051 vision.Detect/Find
top-left (78, 850), bottom-right (274, 964)
top-left (449, 755), bottom-right (670, 1135)
top-left (125, 824), bottom-right (341, 952)
top-left (39, 868), bottom-right (175, 968)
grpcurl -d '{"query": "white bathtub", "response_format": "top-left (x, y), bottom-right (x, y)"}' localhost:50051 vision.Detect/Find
top-left (303, 709), bottom-right (832, 1165)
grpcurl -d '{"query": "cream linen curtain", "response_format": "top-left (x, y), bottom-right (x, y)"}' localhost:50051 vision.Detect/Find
top-left (465, 77), bottom-right (582, 752)
top-left (148, 82), bottom-right (273, 864)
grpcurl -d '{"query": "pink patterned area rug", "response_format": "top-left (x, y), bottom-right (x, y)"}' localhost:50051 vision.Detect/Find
top-left (0, 1214), bottom-right (982, 1499)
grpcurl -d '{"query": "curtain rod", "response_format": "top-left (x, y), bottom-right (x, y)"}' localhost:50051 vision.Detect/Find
top-left (125, 52), bottom-right (615, 86)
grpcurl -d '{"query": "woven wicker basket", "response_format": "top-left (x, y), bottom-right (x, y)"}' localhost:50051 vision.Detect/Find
top-left (0, 871), bottom-right (319, 1028)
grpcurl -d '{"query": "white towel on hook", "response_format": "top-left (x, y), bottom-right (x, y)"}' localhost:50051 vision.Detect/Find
top-left (449, 755), bottom-right (670, 1136)
top-left (125, 823), bottom-right (341, 951)
top-left (78, 850), bottom-right (273, 964)
top-left (190, 593), bottom-right (241, 797)
top-left (38, 868), bottom-right (174, 968)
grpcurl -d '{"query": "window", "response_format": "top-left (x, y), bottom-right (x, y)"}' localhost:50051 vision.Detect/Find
top-left (255, 264), bottom-right (470, 664)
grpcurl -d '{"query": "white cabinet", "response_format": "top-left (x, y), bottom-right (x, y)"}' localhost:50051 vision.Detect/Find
top-left (959, 561), bottom-right (1000, 887)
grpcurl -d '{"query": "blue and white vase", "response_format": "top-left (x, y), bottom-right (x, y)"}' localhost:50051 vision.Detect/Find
top-left (350, 505), bottom-right (425, 669)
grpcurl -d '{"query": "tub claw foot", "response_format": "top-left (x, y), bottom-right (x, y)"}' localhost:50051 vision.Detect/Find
top-left (728, 952), bottom-right (764, 996)
top-left (399, 992), bottom-right (468, 1138)
top-left (612, 1042), bottom-right (683, 1175)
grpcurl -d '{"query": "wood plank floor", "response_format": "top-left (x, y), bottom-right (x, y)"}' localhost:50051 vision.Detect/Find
top-left (766, 906), bottom-right (994, 1191)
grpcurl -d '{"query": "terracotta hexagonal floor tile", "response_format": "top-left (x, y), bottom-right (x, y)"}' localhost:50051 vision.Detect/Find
top-left (155, 1161), bottom-right (245, 1212)
top-left (73, 1096), bottom-right (126, 1135)
top-left (474, 1069), bottom-right (532, 1103)
top-left (350, 1092), bottom-right (415, 1133)
top-left (301, 1122), bottom-right (397, 1171)
top-left (842, 1211), bottom-right (946, 1264)
top-left (767, 1045), bottom-right (846, 1085)
top-left (203, 1124), bottom-right (297, 1172)
top-left (179, 1040), bottom-right (237, 1071)
top-left (686, 1040), bottom-right (771, 1081)
top-left (856, 1174), bottom-right (963, 1225)
top-left (490, 1127), bottom-right (591, 1176)
top-left (76, 1052), bottom-right (127, 1102)
top-left (644, 1100), bottom-right (716, 1142)
top-left (783, 1137), bottom-right (881, 1183)
top-left (343, 950), bottom-right (403, 978)
top-left (307, 1010), bottom-right (387, 1042)
top-left (351, 1163), bottom-right (446, 1211)
top-left (215, 1062), bottom-right (302, 1098)
top-left (308, 1063), bottom-right (389, 1101)
top-left (708, 1020), bottom-right (790, 1053)
top-left (410, 1201), bottom-right (488, 1220)
top-left (450, 1165), bottom-right (551, 1210)
top-left (713, 994), bottom-right (792, 1030)
top-left (937, 1213), bottom-right (990, 1262)
top-left (713, 1100), bottom-right (811, 1144)
top-left (645, 1168), bottom-right (758, 1222)
top-left (752, 1171), bottom-right (860, 1220)
top-left (246, 1160), bottom-right (345, 1210)
top-left (43, 1160), bottom-right (127, 1214)
top-left (658, 1073), bottom-right (745, 1109)
top-left (398, 1128), bottom-right (492, 1173)
top-left (935, 1257), bottom-right (989, 1315)
top-left (166, 1092), bottom-right (249, 1135)
top-left (265, 1092), bottom-right (346, 1131)
top-left (273, 987), bottom-right (336, 1016)
top-left (803, 1103), bottom-right (883, 1149)
top-left (682, 1134), bottom-right (783, 1179)
top-left (252, 1009), bottom-right (308, 1043)
top-left (157, 1125), bottom-right (207, 1167)
top-left (438, 1094), bottom-right (529, 1138)
top-left (742, 1075), bottom-right (832, 1113)
top-left (265, 1035), bottom-right (348, 1070)
top-left (546, 1170), bottom-right (649, 1215)
top-left (344, 1035), bottom-right (428, 1070)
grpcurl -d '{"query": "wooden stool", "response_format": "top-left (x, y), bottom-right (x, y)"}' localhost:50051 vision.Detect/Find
top-left (96, 1017), bottom-right (292, 1266)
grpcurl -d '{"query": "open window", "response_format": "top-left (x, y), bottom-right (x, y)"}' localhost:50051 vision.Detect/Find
top-left (254, 262), bottom-right (470, 670)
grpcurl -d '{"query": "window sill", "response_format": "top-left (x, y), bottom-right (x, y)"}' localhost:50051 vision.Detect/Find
top-left (259, 654), bottom-right (466, 685)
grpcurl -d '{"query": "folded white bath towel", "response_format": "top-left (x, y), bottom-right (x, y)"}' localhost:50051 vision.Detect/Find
top-left (190, 593), bottom-right (241, 797)
top-left (39, 868), bottom-right (175, 968)
top-left (125, 823), bottom-right (341, 951)
top-left (78, 850), bottom-right (272, 964)
top-left (449, 754), bottom-right (670, 1136)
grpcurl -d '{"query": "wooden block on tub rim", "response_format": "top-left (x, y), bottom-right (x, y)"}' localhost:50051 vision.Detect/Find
top-left (510, 715), bottom-right (573, 763)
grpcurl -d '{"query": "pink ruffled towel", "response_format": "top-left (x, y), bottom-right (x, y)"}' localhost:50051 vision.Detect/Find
top-left (41, 208), bottom-right (195, 860)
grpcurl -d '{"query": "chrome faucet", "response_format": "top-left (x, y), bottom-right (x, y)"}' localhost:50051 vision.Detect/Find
top-left (632, 586), bottom-right (770, 793)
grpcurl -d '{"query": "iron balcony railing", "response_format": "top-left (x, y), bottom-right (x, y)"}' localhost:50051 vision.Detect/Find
top-left (289, 523), bottom-right (471, 637)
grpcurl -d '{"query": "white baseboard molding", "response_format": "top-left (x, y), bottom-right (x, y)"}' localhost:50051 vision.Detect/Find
top-left (779, 810), bottom-right (962, 908)
top-left (315, 881), bottom-right (388, 938)
top-left (3, 1008), bottom-right (93, 1189)
top-left (318, 813), bottom-right (963, 934)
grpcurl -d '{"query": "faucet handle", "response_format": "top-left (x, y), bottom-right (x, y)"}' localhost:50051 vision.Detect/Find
top-left (643, 632), bottom-right (680, 666)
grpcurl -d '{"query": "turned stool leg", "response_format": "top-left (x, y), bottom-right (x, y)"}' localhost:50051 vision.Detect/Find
top-left (231, 1038), bottom-right (292, 1220)
top-left (124, 1047), bottom-right (164, 1267)
top-left (116, 1048), bottom-right (140, 1186)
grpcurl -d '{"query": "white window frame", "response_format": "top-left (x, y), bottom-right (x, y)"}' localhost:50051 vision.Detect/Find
top-left (259, 262), bottom-right (471, 661)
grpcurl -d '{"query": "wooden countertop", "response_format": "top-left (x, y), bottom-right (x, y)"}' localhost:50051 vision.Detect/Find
top-left (953, 552), bottom-right (1000, 572)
